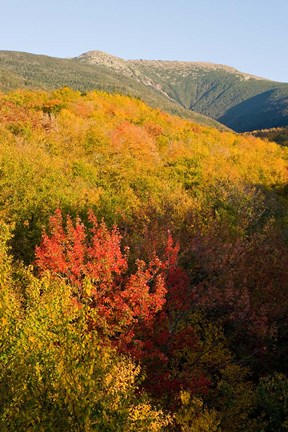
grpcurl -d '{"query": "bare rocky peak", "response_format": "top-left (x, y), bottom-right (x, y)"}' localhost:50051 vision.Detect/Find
top-left (77, 50), bottom-right (130, 73)
top-left (76, 51), bottom-right (165, 89)
top-left (77, 51), bottom-right (266, 81)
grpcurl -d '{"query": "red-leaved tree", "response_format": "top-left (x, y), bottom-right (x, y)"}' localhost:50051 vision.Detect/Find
top-left (35, 209), bottom-right (210, 404)
top-left (35, 209), bottom-right (167, 343)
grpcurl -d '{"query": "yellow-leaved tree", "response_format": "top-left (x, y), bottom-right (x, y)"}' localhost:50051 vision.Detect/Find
top-left (0, 224), bottom-right (171, 431)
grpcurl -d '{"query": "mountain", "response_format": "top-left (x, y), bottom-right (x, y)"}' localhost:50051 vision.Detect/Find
top-left (0, 51), bottom-right (225, 130)
top-left (130, 59), bottom-right (288, 132)
top-left (77, 51), bottom-right (288, 132)
top-left (1, 50), bottom-right (288, 132)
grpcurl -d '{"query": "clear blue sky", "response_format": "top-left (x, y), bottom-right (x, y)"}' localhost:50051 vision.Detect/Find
top-left (1, 0), bottom-right (287, 82)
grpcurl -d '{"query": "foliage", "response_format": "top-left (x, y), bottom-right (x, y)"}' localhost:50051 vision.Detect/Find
top-left (249, 127), bottom-right (288, 147)
top-left (255, 373), bottom-right (288, 432)
top-left (175, 391), bottom-right (220, 431)
top-left (0, 227), bottom-right (171, 431)
top-left (0, 88), bottom-right (288, 430)
top-left (0, 88), bottom-right (287, 264)
top-left (35, 209), bottom-right (167, 345)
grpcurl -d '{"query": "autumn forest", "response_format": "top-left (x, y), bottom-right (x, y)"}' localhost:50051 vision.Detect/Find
top-left (0, 88), bottom-right (288, 431)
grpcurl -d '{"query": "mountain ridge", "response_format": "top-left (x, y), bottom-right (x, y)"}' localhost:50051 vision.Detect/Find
top-left (77, 50), bottom-right (269, 80)
top-left (0, 50), bottom-right (227, 130)
top-left (1, 49), bottom-right (287, 132)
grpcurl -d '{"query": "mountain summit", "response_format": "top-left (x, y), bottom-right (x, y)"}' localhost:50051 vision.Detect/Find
top-left (77, 50), bottom-right (130, 72)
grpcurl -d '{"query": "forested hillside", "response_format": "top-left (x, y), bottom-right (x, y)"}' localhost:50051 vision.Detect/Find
top-left (0, 50), bottom-right (224, 130)
top-left (1, 50), bottom-right (288, 132)
top-left (125, 57), bottom-right (288, 132)
top-left (249, 127), bottom-right (288, 146)
top-left (0, 88), bottom-right (288, 431)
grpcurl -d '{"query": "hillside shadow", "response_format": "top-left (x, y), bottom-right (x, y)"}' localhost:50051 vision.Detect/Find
top-left (219, 89), bottom-right (288, 132)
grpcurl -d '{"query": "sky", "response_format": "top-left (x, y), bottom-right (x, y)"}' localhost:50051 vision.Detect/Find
top-left (1, 0), bottom-right (287, 82)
